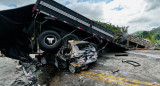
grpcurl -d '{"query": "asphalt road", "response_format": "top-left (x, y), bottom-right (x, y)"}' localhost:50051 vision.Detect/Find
top-left (0, 50), bottom-right (160, 86)
top-left (49, 50), bottom-right (160, 86)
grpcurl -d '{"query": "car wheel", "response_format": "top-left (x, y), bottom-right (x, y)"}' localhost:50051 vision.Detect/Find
top-left (69, 64), bottom-right (76, 73)
top-left (38, 30), bottom-right (61, 52)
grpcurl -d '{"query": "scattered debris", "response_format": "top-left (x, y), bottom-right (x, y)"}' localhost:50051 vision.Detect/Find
top-left (112, 70), bottom-right (120, 74)
top-left (0, 51), bottom-right (5, 57)
top-left (122, 60), bottom-right (141, 67)
top-left (78, 76), bottom-right (87, 84)
top-left (115, 54), bottom-right (128, 56)
top-left (11, 61), bottom-right (39, 86)
top-left (16, 65), bottom-right (22, 71)
top-left (11, 80), bottom-right (26, 86)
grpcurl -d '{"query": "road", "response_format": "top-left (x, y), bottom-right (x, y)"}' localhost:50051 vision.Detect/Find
top-left (49, 50), bottom-right (160, 86)
top-left (0, 50), bottom-right (160, 86)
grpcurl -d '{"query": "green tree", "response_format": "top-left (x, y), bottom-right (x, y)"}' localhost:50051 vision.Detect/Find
top-left (155, 34), bottom-right (160, 40)
top-left (142, 31), bottom-right (151, 39)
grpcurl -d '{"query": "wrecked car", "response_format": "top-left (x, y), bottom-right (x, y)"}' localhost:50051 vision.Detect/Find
top-left (57, 41), bottom-right (98, 73)
top-left (36, 41), bottom-right (98, 73)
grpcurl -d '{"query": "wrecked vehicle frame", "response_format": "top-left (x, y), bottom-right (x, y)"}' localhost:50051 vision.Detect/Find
top-left (36, 41), bottom-right (98, 73)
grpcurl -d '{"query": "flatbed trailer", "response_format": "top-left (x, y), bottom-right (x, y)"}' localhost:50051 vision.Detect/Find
top-left (0, 0), bottom-right (127, 63)
top-left (33, 0), bottom-right (115, 44)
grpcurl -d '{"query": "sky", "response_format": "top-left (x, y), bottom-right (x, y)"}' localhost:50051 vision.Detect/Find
top-left (0, 0), bottom-right (160, 34)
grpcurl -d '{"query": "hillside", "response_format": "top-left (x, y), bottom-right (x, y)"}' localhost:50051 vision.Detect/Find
top-left (132, 31), bottom-right (144, 37)
top-left (132, 27), bottom-right (160, 44)
top-left (150, 27), bottom-right (160, 34)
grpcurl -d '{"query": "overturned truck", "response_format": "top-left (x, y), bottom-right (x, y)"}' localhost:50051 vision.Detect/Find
top-left (0, 0), bottom-right (125, 69)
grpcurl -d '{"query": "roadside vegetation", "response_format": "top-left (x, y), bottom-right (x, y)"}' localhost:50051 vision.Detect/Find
top-left (95, 21), bottom-right (160, 45)
top-left (95, 21), bottom-right (129, 41)
top-left (95, 21), bottom-right (123, 33)
top-left (132, 27), bottom-right (160, 44)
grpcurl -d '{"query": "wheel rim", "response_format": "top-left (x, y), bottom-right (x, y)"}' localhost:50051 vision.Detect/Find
top-left (69, 65), bottom-right (76, 73)
top-left (44, 34), bottom-right (57, 46)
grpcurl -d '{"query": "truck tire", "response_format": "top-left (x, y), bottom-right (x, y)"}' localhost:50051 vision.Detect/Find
top-left (91, 43), bottom-right (97, 50)
top-left (62, 34), bottom-right (79, 45)
top-left (38, 30), bottom-right (61, 52)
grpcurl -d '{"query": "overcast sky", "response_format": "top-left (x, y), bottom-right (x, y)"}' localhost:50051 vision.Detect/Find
top-left (0, 0), bottom-right (160, 34)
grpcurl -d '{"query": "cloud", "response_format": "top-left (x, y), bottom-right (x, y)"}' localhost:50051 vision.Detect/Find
top-left (60, 0), bottom-right (147, 33)
top-left (67, 1), bottom-right (105, 21)
top-left (144, 0), bottom-right (160, 11)
top-left (0, 4), bottom-right (12, 10)
top-left (112, 5), bottom-right (124, 11)
top-left (126, 0), bottom-right (160, 33)
top-left (128, 17), bottom-right (150, 23)
top-left (60, 0), bottom-right (160, 33)
top-left (0, 0), bottom-right (35, 10)
top-left (0, 0), bottom-right (35, 5)
top-left (0, 0), bottom-right (160, 34)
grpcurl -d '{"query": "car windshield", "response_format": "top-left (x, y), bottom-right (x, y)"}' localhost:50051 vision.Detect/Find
top-left (76, 43), bottom-right (92, 50)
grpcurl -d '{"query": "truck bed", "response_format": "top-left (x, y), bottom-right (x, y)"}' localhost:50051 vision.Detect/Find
top-left (34, 0), bottom-right (115, 41)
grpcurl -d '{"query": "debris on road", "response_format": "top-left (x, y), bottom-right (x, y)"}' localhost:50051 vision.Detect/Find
top-left (122, 60), bottom-right (141, 67)
top-left (112, 70), bottom-right (120, 74)
top-left (10, 61), bottom-right (39, 86)
top-left (78, 76), bottom-right (87, 84)
top-left (115, 54), bottom-right (128, 56)
top-left (11, 80), bottom-right (26, 86)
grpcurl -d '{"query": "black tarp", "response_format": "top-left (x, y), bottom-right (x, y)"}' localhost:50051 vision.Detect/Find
top-left (0, 4), bottom-right (34, 44)
top-left (0, 4), bottom-right (34, 62)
